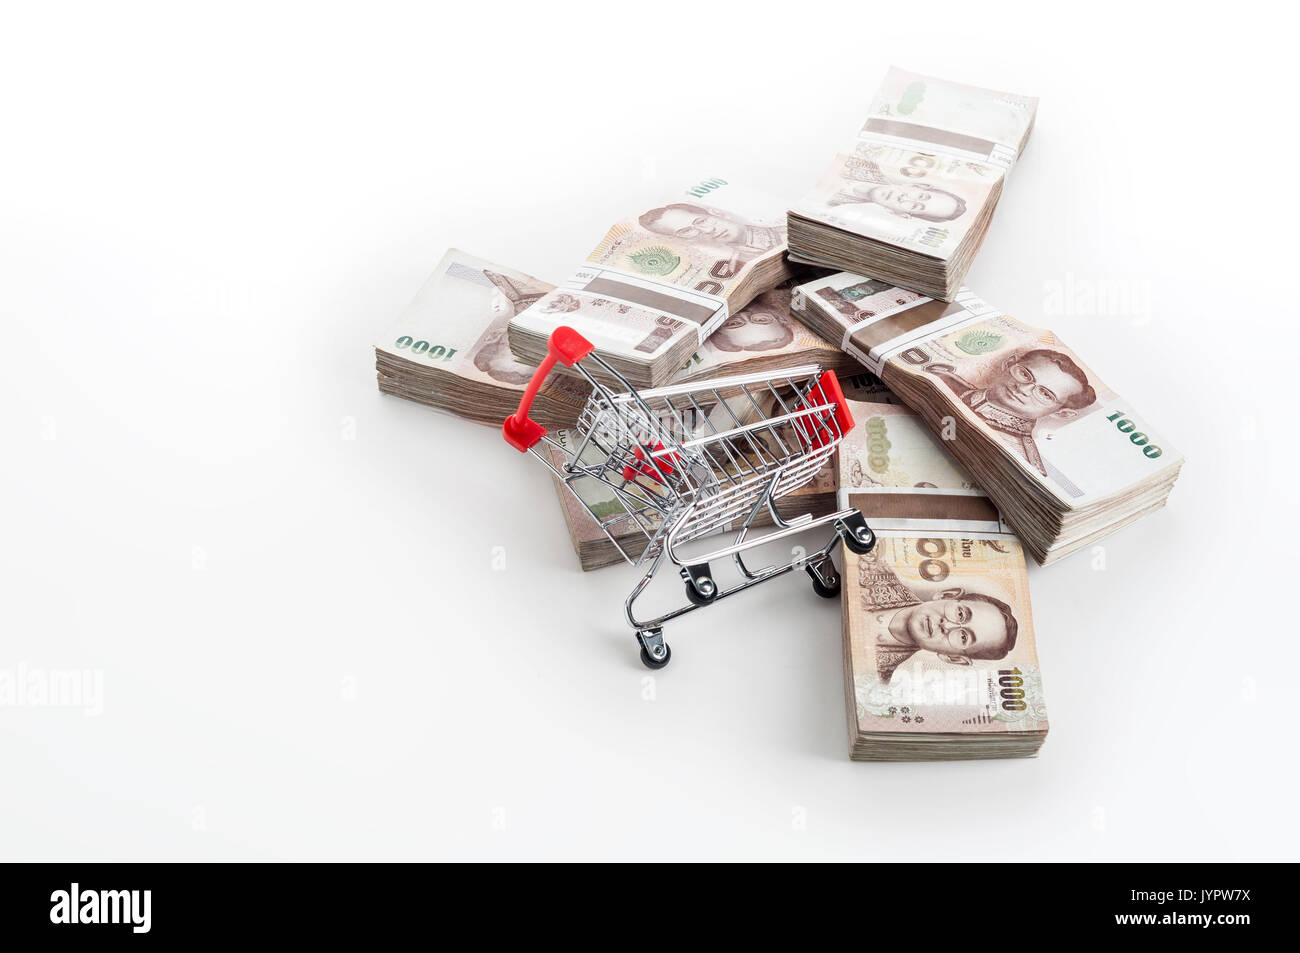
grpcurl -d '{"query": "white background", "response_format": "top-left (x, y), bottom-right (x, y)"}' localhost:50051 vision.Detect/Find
top-left (1, 1), bottom-right (1295, 861)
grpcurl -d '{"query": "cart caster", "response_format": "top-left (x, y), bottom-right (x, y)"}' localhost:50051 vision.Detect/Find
top-left (639, 643), bottom-right (672, 670)
top-left (637, 628), bottom-right (671, 669)
top-left (807, 560), bottom-right (841, 599)
top-left (681, 563), bottom-right (717, 607)
top-left (837, 512), bottom-right (876, 555)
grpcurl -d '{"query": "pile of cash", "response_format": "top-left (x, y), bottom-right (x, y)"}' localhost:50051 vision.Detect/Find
top-left (792, 272), bottom-right (1182, 564)
top-left (789, 69), bottom-right (1036, 301)
top-left (507, 179), bottom-right (792, 388)
top-left (375, 249), bottom-right (892, 568)
top-left (837, 400), bottom-right (1047, 759)
top-left (376, 251), bottom-right (874, 433)
top-left (374, 66), bottom-right (1182, 762)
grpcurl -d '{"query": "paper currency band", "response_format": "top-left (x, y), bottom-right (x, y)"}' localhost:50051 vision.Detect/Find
top-left (832, 494), bottom-right (1013, 538)
top-left (838, 492), bottom-right (1012, 539)
top-left (562, 265), bottom-right (728, 344)
top-left (868, 526), bottom-right (1014, 542)
top-left (845, 489), bottom-right (999, 524)
top-left (859, 118), bottom-right (1019, 174)
top-left (839, 288), bottom-right (998, 376)
top-left (836, 488), bottom-right (1011, 538)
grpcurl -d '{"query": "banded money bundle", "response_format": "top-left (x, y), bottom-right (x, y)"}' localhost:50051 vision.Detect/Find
top-left (374, 249), bottom-right (589, 429)
top-left (838, 400), bottom-right (1048, 760)
top-left (507, 178), bottom-right (792, 388)
top-left (789, 69), bottom-right (1036, 301)
top-left (793, 272), bottom-right (1183, 564)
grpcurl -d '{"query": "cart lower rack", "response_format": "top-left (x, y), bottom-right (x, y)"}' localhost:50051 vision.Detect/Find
top-left (503, 326), bottom-right (876, 669)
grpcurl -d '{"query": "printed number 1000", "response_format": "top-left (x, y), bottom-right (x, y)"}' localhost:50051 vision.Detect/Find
top-left (394, 337), bottom-right (457, 361)
top-left (1106, 411), bottom-right (1162, 459)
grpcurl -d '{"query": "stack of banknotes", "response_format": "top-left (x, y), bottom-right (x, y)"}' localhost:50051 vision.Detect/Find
top-left (837, 400), bottom-right (1047, 759)
top-left (791, 273), bottom-right (1182, 564)
top-left (506, 179), bottom-right (792, 388)
top-left (788, 68), bottom-right (1036, 301)
top-left (375, 249), bottom-right (591, 429)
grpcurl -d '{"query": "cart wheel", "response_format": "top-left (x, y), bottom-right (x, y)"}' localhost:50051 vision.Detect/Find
top-left (684, 579), bottom-right (717, 606)
top-left (807, 563), bottom-right (841, 598)
top-left (840, 519), bottom-right (876, 555)
top-left (682, 564), bottom-right (717, 606)
top-left (640, 643), bottom-right (672, 670)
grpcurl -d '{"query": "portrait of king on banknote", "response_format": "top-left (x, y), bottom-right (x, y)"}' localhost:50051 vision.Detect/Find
top-left (637, 201), bottom-right (786, 282)
top-left (851, 542), bottom-right (1020, 685)
top-left (823, 150), bottom-right (971, 224)
top-left (925, 344), bottom-right (1098, 477)
top-left (707, 297), bottom-right (796, 352)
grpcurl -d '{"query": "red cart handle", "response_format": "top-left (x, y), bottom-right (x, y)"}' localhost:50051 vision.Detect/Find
top-left (502, 326), bottom-right (595, 451)
top-left (795, 369), bottom-right (855, 450)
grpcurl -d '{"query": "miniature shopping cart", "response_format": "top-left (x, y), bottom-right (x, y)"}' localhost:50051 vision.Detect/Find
top-left (503, 326), bottom-right (876, 669)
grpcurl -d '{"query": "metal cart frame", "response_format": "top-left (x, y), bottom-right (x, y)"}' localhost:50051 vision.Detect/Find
top-left (504, 326), bottom-right (876, 669)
